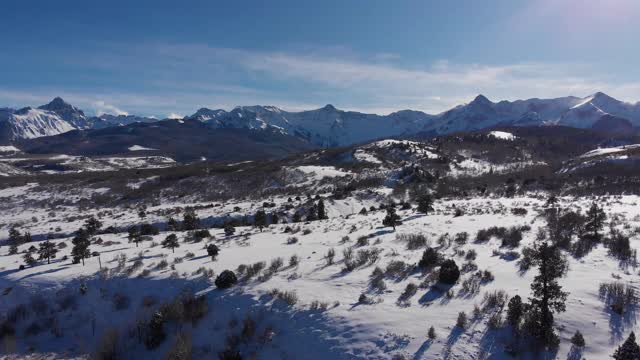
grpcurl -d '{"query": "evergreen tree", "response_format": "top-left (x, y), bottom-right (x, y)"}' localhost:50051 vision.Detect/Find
top-left (84, 216), bottom-right (102, 236)
top-left (382, 207), bottom-right (402, 230)
top-left (546, 195), bottom-right (558, 207)
top-left (417, 195), bottom-right (434, 214)
top-left (507, 294), bottom-right (524, 327)
top-left (206, 244), bottom-right (220, 260)
top-left (162, 234), bottom-right (179, 253)
top-left (317, 199), bottom-right (327, 220)
top-left (359, 207), bottom-right (368, 215)
top-left (167, 217), bottom-right (180, 231)
top-left (254, 210), bottom-right (267, 231)
top-left (128, 225), bottom-right (142, 247)
top-left (271, 213), bottom-right (279, 225)
top-left (584, 202), bottom-right (606, 240)
top-left (23, 252), bottom-right (37, 266)
top-left (71, 228), bottom-right (91, 266)
top-left (8, 227), bottom-right (22, 254)
top-left (613, 332), bottom-right (640, 360)
top-left (527, 241), bottom-right (568, 347)
top-left (224, 224), bottom-right (235, 237)
top-left (38, 240), bottom-right (58, 264)
top-left (438, 259), bottom-right (460, 284)
top-left (182, 209), bottom-right (200, 230)
top-left (306, 205), bottom-right (318, 221)
top-left (292, 212), bottom-right (302, 223)
top-left (571, 330), bottom-right (585, 347)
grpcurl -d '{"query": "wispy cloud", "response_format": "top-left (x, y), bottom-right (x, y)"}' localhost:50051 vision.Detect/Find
top-left (2, 43), bottom-right (640, 116)
top-left (93, 101), bottom-right (128, 116)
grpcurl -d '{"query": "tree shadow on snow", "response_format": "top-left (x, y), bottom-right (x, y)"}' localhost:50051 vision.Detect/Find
top-left (418, 283), bottom-right (453, 306)
top-left (607, 303), bottom-right (637, 344)
top-left (412, 339), bottom-right (433, 359)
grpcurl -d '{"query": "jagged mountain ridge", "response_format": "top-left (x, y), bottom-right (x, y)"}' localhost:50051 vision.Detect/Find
top-left (188, 93), bottom-right (640, 146)
top-left (3, 93), bottom-right (640, 146)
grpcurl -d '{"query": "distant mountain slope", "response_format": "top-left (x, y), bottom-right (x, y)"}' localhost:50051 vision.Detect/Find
top-left (19, 118), bottom-right (317, 162)
top-left (0, 106), bottom-right (75, 142)
top-left (187, 104), bottom-right (437, 147)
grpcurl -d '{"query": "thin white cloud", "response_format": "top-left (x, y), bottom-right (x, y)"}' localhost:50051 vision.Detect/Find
top-left (93, 101), bottom-right (128, 116)
top-left (3, 43), bottom-right (640, 116)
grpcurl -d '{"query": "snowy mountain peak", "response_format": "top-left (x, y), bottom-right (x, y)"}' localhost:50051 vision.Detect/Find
top-left (321, 104), bottom-right (337, 111)
top-left (471, 94), bottom-right (492, 106)
top-left (38, 97), bottom-right (88, 128)
top-left (39, 97), bottom-right (84, 115)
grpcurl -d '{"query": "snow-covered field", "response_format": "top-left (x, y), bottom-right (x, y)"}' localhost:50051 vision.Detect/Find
top-left (1, 177), bottom-right (639, 359)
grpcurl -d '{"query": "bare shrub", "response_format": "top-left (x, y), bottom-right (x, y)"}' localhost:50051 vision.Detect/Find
top-left (112, 293), bottom-right (130, 311)
top-left (482, 290), bottom-right (508, 312)
top-left (456, 312), bottom-right (468, 329)
top-left (599, 281), bottom-right (637, 315)
top-left (325, 248), bottom-right (336, 265)
top-left (385, 260), bottom-right (408, 279)
top-left (465, 249), bottom-right (477, 261)
top-left (356, 235), bottom-right (369, 247)
top-left (94, 328), bottom-right (120, 360)
top-left (166, 332), bottom-right (192, 360)
top-left (289, 254), bottom-right (300, 267)
top-left (397, 283), bottom-right (418, 304)
top-left (397, 233), bottom-right (429, 250)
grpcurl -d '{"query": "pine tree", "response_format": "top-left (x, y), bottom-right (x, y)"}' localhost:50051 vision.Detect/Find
top-left (38, 240), bottom-right (58, 264)
top-left (613, 332), bottom-right (640, 360)
top-left (224, 223), bottom-right (235, 237)
top-left (359, 207), bottom-right (368, 215)
top-left (254, 210), bottom-right (267, 231)
top-left (382, 207), bottom-right (402, 230)
top-left (84, 216), bottom-right (102, 236)
top-left (507, 294), bottom-right (524, 327)
top-left (317, 199), bottom-right (327, 220)
top-left (271, 213), bottom-right (279, 225)
top-left (417, 195), bottom-right (434, 214)
top-left (292, 212), bottom-right (302, 223)
top-left (428, 326), bottom-right (436, 339)
top-left (8, 227), bottom-right (22, 255)
top-left (584, 202), bottom-right (606, 241)
top-left (571, 330), bottom-right (585, 347)
top-left (527, 241), bottom-right (568, 346)
top-left (182, 209), bottom-right (200, 230)
top-left (23, 252), bottom-right (37, 266)
top-left (306, 205), bottom-right (318, 221)
top-left (128, 226), bottom-right (142, 247)
top-left (207, 244), bottom-right (220, 260)
top-left (71, 228), bottom-right (91, 266)
top-left (167, 217), bottom-right (180, 231)
top-left (162, 234), bottom-right (179, 253)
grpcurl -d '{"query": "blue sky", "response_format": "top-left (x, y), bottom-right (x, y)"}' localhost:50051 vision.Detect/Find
top-left (1, 0), bottom-right (640, 117)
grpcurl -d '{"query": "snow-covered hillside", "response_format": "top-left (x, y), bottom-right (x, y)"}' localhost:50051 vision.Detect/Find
top-left (1, 182), bottom-right (639, 359)
top-left (1, 107), bottom-right (75, 140)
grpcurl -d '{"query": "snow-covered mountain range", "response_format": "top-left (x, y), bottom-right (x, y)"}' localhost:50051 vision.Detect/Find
top-left (186, 92), bottom-right (640, 146)
top-left (3, 93), bottom-right (640, 146)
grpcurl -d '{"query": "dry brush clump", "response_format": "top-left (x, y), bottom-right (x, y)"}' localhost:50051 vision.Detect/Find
top-left (397, 233), bottom-right (430, 250)
top-left (599, 281), bottom-right (637, 315)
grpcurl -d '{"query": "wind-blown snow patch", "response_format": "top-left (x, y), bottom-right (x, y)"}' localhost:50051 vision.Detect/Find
top-left (0, 145), bottom-right (20, 153)
top-left (353, 149), bottom-right (382, 164)
top-left (289, 165), bottom-right (353, 182)
top-left (579, 144), bottom-right (640, 158)
top-left (128, 145), bottom-right (157, 151)
top-left (488, 131), bottom-right (516, 140)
